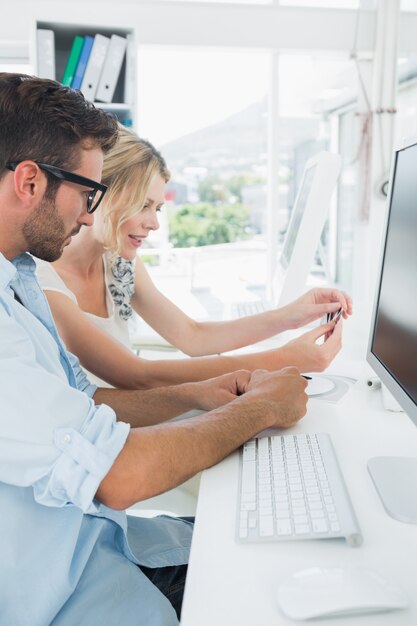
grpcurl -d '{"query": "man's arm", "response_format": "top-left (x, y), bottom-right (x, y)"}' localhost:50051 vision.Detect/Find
top-left (96, 368), bottom-right (308, 509)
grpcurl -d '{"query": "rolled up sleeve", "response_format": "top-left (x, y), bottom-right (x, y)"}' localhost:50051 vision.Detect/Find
top-left (67, 349), bottom-right (97, 398)
top-left (0, 307), bottom-right (130, 513)
top-left (34, 405), bottom-right (129, 513)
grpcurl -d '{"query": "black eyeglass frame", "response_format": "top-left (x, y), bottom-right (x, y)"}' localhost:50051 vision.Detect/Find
top-left (6, 161), bottom-right (107, 214)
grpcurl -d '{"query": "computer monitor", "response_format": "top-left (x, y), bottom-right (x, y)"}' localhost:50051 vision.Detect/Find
top-left (225, 151), bottom-right (341, 320)
top-left (272, 151), bottom-right (342, 307)
top-left (366, 134), bottom-right (417, 524)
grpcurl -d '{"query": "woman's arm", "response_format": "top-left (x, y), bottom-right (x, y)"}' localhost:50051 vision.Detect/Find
top-left (131, 258), bottom-right (352, 356)
top-left (44, 289), bottom-right (342, 390)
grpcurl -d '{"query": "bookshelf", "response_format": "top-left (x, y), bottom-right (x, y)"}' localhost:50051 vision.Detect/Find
top-left (34, 21), bottom-right (136, 128)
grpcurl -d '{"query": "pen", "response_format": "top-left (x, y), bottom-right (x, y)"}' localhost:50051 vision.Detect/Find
top-left (328, 307), bottom-right (343, 323)
top-left (302, 375), bottom-right (312, 380)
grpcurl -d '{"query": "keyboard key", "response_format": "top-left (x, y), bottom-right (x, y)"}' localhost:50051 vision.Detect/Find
top-left (277, 519), bottom-right (292, 535)
top-left (274, 487), bottom-right (288, 496)
top-left (312, 519), bottom-right (328, 533)
top-left (241, 492), bottom-right (256, 503)
top-left (242, 447), bottom-right (256, 462)
top-left (259, 495), bottom-right (272, 505)
top-left (259, 506), bottom-right (273, 516)
top-left (276, 494), bottom-right (290, 503)
top-left (241, 502), bottom-right (256, 511)
top-left (309, 501), bottom-right (324, 511)
top-left (241, 461), bottom-right (256, 493)
top-left (292, 506), bottom-right (307, 516)
top-left (259, 516), bottom-right (274, 537)
top-left (295, 524), bottom-right (310, 534)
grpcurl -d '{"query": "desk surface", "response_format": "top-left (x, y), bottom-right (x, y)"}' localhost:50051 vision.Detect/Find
top-left (181, 363), bottom-right (417, 625)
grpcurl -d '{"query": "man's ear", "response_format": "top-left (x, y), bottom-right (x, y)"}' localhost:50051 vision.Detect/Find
top-left (11, 161), bottom-right (47, 208)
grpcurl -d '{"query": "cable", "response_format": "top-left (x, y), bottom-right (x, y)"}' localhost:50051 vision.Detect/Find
top-left (349, 0), bottom-right (374, 222)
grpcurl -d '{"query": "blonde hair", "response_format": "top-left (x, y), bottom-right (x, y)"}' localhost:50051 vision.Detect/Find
top-left (100, 124), bottom-right (170, 253)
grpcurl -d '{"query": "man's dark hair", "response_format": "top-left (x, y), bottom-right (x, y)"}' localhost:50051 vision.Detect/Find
top-left (0, 73), bottom-right (119, 181)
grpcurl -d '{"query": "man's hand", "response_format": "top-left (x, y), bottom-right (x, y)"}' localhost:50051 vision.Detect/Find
top-left (242, 366), bottom-right (308, 429)
top-left (280, 288), bottom-right (352, 330)
top-left (188, 366), bottom-right (308, 431)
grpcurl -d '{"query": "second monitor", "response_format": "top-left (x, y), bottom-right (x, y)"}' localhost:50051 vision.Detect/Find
top-left (229, 150), bottom-right (341, 318)
top-left (273, 150), bottom-right (342, 307)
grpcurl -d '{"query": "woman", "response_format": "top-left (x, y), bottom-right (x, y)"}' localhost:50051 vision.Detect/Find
top-left (36, 125), bottom-right (351, 389)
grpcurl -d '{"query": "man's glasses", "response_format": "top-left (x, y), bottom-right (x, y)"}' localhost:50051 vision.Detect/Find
top-left (6, 161), bottom-right (107, 214)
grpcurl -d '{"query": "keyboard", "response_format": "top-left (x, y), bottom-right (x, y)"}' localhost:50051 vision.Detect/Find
top-left (237, 433), bottom-right (362, 547)
top-left (230, 299), bottom-right (269, 318)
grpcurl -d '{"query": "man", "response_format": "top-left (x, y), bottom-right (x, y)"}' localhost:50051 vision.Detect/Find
top-left (0, 73), bottom-right (313, 626)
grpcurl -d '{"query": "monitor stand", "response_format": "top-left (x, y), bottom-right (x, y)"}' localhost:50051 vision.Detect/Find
top-left (367, 456), bottom-right (417, 523)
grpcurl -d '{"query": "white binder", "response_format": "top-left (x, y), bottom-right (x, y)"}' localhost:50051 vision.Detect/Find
top-left (123, 33), bottom-right (136, 106)
top-left (80, 33), bottom-right (110, 102)
top-left (95, 34), bottom-right (127, 103)
top-left (36, 29), bottom-right (55, 80)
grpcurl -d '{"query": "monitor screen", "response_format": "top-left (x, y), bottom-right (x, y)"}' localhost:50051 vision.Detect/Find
top-left (366, 138), bottom-right (417, 524)
top-left (370, 142), bottom-right (417, 407)
top-left (281, 164), bottom-right (317, 269)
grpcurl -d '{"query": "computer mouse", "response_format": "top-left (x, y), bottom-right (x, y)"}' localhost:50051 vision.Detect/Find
top-left (305, 376), bottom-right (335, 396)
top-left (277, 566), bottom-right (409, 620)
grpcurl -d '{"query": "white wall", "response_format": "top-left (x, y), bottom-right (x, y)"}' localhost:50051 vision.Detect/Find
top-left (0, 2), bottom-right (379, 61)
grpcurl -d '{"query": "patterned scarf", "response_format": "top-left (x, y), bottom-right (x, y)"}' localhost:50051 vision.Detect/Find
top-left (108, 257), bottom-right (135, 321)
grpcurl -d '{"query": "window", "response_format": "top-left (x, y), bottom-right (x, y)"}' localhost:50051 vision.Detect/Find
top-left (138, 46), bottom-right (269, 296)
top-left (138, 46), bottom-right (357, 304)
top-left (277, 53), bottom-right (356, 289)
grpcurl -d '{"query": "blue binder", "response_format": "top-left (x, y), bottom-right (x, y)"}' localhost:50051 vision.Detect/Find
top-left (71, 36), bottom-right (94, 90)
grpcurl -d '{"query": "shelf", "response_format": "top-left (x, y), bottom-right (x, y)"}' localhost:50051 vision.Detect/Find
top-left (34, 21), bottom-right (136, 128)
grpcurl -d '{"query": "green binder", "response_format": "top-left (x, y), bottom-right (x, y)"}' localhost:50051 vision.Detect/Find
top-left (61, 36), bottom-right (84, 86)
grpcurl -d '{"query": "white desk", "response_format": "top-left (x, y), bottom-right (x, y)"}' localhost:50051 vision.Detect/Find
top-left (181, 364), bottom-right (417, 625)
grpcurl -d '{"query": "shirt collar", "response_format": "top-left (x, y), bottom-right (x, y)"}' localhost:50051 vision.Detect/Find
top-left (0, 252), bottom-right (37, 292)
top-left (11, 252), bottom-right (37, 273)
top-left (0, 252), bottom-right (18, 291)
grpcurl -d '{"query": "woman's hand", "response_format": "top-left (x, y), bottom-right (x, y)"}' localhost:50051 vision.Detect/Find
top-left (279, 288), bottom-right (352, 331)
top-left (190, 369), bottom-right (252, 411)
top-left (278, 318), bottom-right (343, 373)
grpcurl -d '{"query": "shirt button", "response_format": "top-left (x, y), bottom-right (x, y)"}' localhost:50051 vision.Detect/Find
top-left (63, 434), bottom-right (71, 444)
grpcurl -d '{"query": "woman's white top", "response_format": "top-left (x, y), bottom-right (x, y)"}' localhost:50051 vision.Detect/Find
top-left (35, 255), bottom-right (134, 388)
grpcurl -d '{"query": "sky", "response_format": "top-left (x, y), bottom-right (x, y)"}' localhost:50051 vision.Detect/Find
top-left (137, 47), bottom-right (270, 147)
top-left (137, 47), bottom-right (354, 147)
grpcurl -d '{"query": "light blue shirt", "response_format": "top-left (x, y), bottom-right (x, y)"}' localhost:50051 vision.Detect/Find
top-left (0, 253), bottom-right (192, 626)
